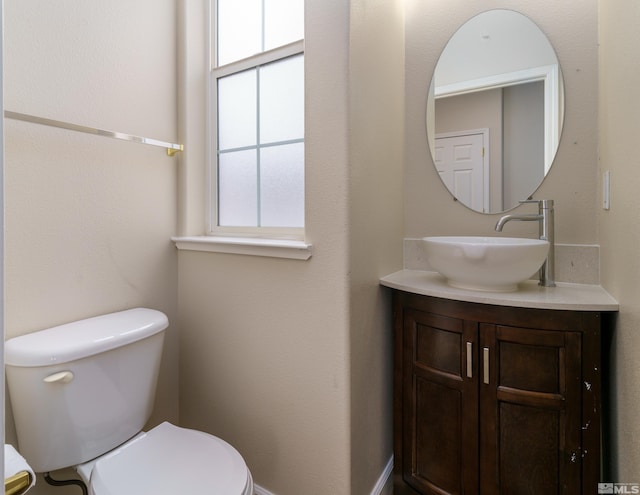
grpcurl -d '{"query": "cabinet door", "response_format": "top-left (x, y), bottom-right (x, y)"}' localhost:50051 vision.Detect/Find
top-left (479, 324), bottom-right (582, 494)
top-left (403, 309), bottom-right (479, 494)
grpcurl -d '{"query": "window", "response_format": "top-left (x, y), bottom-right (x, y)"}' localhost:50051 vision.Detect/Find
top-left (211, 0), bottom-right (304, 239)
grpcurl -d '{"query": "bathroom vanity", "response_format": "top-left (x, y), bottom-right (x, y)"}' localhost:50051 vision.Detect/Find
top-left (381, 270), bottom-right (618, 495)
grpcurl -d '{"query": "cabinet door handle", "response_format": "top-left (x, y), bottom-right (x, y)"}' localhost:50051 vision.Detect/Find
top-left (483, 347), bottom-right (490, 384)
top-left (466, 342), bottom-right (473, 378)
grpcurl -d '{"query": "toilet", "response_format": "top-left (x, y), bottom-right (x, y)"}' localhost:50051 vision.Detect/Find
top-left (5, 308), bottom-right (253, 495)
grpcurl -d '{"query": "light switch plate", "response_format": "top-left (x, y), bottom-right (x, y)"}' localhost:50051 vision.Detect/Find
top-left (603, 170), bottom-right (610, 210)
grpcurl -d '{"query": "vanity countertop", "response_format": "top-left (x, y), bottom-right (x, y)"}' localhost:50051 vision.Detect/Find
top-left (380, 270), bottom-right (619, 311)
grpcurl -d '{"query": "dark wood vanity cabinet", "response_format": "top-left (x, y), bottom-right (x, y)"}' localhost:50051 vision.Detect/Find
top-left (392, 290), bottom-right (610, 495)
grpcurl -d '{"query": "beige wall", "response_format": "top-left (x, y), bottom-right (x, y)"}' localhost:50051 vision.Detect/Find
top-left (8, 0), bottom-right (638, 493)
top-left (348, 0), bottom-right (404, 493)
top-left (177, 0), bottom-right (403, 494)
top-left (405, 0), bottom-right (599, 242)
top-left (598, 0), bottom-right (640, 481)
top-left (177, 2), bottom-right (351, 493)
top-left (4, 2), bottom-right (179, 493)
top-left (2, 1), bottom-right (404, 494)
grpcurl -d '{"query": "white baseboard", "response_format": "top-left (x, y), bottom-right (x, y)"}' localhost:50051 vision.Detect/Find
top-left (253, 455), bottom-right (394, 495)
top-left (371, 455), bottom-right (394, 495)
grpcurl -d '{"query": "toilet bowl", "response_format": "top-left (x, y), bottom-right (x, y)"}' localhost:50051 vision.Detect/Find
top-left (76, 422), bottom-right (253, 495)
top-left (4, 308), bottom-right (253, 495)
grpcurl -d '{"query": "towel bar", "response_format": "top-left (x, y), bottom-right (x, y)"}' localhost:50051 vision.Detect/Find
top-left (5, 471), bottom-right (32, 495)
top-left (4, 110), bottom-right (184, 156)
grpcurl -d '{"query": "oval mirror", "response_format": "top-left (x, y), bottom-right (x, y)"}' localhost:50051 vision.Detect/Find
top-left (426, 9), bottom-right (565, 213)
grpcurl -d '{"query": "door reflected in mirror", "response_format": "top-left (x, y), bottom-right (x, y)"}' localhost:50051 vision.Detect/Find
top-left (427, 9), bottom-right (564, 213)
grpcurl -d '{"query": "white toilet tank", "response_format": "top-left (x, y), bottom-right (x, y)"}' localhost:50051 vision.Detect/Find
top-left (5, 308), bottom-right (168, 473)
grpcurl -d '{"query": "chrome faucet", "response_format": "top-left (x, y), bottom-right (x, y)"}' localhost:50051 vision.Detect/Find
top-left (495, 199), bottom-right (555, 287)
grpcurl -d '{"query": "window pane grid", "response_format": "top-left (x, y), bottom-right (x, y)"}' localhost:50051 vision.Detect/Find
top-left (218, 138), bottom-right (304, 155)
top-left (217, 55), bottom-right (303, 153)
top-left (217, 0), bottom-right (304, 67)
top-left (217, 139), bottom-right (304, 228)
top-left (213, 1), bottom-right (304, 235)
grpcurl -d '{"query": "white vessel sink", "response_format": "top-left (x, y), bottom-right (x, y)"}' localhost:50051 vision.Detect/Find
top-left (422, 236), bottom-right (550, 292)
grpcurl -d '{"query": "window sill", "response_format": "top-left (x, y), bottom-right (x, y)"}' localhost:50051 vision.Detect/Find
top-left (172, 236), bottom-right (313, 260)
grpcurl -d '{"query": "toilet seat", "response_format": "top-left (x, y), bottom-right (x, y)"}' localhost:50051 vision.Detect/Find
top-left (84, 422), bottom-right (252, 495)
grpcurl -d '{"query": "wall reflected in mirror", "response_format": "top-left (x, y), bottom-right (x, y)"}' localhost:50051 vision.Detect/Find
top-left (426, 9), bottom-right (565, 213)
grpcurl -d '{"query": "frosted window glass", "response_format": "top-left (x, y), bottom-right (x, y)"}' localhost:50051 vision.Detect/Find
top-left (218, 150), bottom-right (258, 226)
top-left (214, 0), bottom-right (305, 231)
top-left (217, 0), bottom-right (261, 66)
top-left (264, 0), bottom-right (304, 51)
top-left (260, 143), bottom-right (304, 227)
top-left (218, 70), bottom-right (257, 150)
top-left (259, 55), bottom-right (304, 144)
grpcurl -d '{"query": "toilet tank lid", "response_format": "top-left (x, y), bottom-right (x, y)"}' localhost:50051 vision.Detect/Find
top-left (5, 308), bottom-right (169, 367)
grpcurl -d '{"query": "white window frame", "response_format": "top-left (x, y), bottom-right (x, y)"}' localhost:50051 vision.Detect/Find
top-left (207, 1), bottom-right (305, 242)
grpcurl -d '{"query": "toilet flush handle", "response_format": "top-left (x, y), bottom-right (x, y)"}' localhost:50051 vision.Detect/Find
top-left (43, 371), bottom-right (74, 384)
